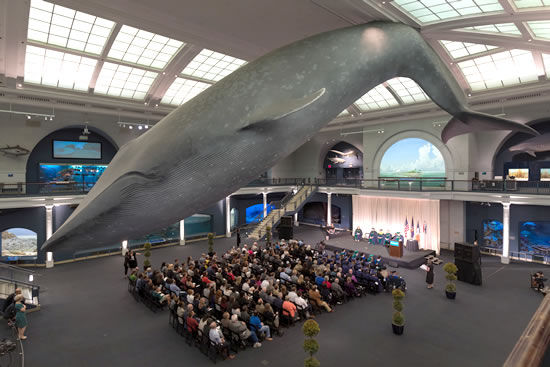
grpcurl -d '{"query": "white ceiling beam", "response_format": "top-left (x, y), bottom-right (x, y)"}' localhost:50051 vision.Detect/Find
top-left (347, 104), bottom-right (362, 116)
top-left (383, 82), bottom-right (405, 105)
top-left (531, 51), bottom-right (547, 78)
top-left (423, 30), bottom-right (550, 53)
top-left (146, 44), bottom-right (203, 103)
top-left (88, 23), bottom-right (122, 90)
top-left (451, 47), bottom-right (508, 63)
top-left (426, 39), bottom-right (471, 90)
top-left (0, 0), bottom-right (29, 79)
top-left (421, 10), bottom-right (550, 32)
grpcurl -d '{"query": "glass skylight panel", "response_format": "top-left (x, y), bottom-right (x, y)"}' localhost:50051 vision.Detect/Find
top-left (354, 85), bottom-right (399, 112)
top-left (392, 0), bottom-right (503, 24)
top-left (386, 78), bottom-right (429, 104)
top-left (161, 77), bottom-right (212, 105)
top-left (461, 23), bottom-right (521, 36)
top-left (513, 0), bottom-right (550, 8)
top-left (28, 0), bottom-right (115, 55)
top-left (24, 45), bottom-right (96, 91)
top-left (94, 62), bottom-right (158, 99)
top-left (181, 49), bottom-right (247, 82)
top-left (458, 50), bottom-right (538, 91)
top-left (440, 40), bottom-right (498, 59)
top-left (338, 109), bottom-right (350, 117)
top-left (527, 21), bottom-right (550, 40)
top-left (108, 25), bottom-right (184, 69)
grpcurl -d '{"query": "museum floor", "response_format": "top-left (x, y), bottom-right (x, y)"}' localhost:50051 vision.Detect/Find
top-left (20, 226), bottom-right (546, 367)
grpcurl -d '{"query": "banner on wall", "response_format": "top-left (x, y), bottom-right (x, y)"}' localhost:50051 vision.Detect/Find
top-left (352, 195), bottom-right (440, 253)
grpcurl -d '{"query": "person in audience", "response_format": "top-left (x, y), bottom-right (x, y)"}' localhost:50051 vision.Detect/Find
top-left (282, 295), bottom-right (298, 321)
top-left (249, 311), bottom-right (273, 341)
top-left (14, 295), bottom-right (27, 340)
top-left (331, 278), bottom-right (345, 304)
top-left (229, 314), bottom-right (261, 348)
top-left (151, 286), bottom-right (170, 304)
top-left (209, 321), bottom-right (235, 359)
top-left (308, 285), bottom-right (332, 312)
top-left (186, 310), bottom-right (199, 335)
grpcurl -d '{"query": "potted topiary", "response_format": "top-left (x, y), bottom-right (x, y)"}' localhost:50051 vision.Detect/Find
top-left (143, 242), bottom-right (152, 268)
top-left (444, 262), bottom-right (458, 299)
top-left (303, 319), bottom-right (320, 367)
top-left (392, 289), bottom-right (405, 335)
top-left (266, 226), bottom-right (272, 244)
top-left (207, 232), bottom-right (214, 256)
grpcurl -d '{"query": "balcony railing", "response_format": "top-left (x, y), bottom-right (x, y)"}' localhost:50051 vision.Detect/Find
top-left (3, 178), bottom-right (550, 197)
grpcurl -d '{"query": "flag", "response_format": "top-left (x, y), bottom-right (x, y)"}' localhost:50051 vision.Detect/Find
top-left (423, 221), bottom-right (427, 233)
top-left (416, 222), bottom-right (420, 238)
top-left (404, 218), bottom-right (409, 238)
top-left (411, 217), bottom-right (415, 238)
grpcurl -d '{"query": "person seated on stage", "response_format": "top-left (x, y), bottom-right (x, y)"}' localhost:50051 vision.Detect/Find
top-left (393, 232), bottom-right (404, 243)
top-left (327, 224), bottom-right (336, 236)
top-left (354, 226), bottom-right (363, 242)
top-left (376, 229), bottom-right (385, 245)
top-left (384, 230), bottom-right (392, 246)
top-left (368, 228), bottom-right (378, 245)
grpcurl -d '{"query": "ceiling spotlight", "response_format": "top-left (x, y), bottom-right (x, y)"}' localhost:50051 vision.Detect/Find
top-left (528, 39), bottom-right (532, 42)
top-left (44, 116), bottom-right (47, 120)
top-left (145, 125), bottom-right (149, 129)
top-left (138, 125), bottom-right (143, 130)
top-left (129, 126), bottom-right (133, 129)
top-left (155, 104), bottom-right (159, 107)
top-left (450, 62), bottom-right (453, 65)
top-left (49, 116), bottom-right (54, 121)
top-left (122, 124), bottom-right (126, 128)
top-left (468, 93), bottom-right (472, 97)
top-left (162, 72), bottom-right (166, 75)
top-left (144, 102), bottom-right (147, 105)
top-left (17, 84), bottom-right (22, 88)
top-left (26, 115), bottom-right (31, 120)
top-left (382, 1), bottom-right (386, 3)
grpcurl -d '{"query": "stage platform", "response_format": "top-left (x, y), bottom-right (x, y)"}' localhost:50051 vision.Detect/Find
top-left (324, 237), bottom-right (435, 269)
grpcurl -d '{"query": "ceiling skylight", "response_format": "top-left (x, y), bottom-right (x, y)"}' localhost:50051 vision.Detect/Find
top-left (458, 50), bottom-right (538, 91)
top-left (354, 85), bottom-right (399, 112)
top-left (181, 49), bottom-right (247, 82)
top-left (161, 77), bottom-right (212, 105)
top-left (392, 0), bottom-right (503, 24)
top-left (441, 40), bottom-right (498, 59)
top-left (94, 62), bottom-right (158, 99)
top-left (386, 78), bottom-right (429, 104)
top-left (513, 0), bottom-right (550, 8)
top-left (28, 0), bottom-right (115, 55)
top-left (527, 21), bottom-right (550, 40)
top-left (338, 109), bottom-right (350, 117)
top-left (461, 23), bottom-right (521, 36)
top-left (108, 25), bottom-right (184, 69)
top-left (24, 45), bottom-right (97, 91)
top-left (542, 54), bottom-right (550, 77)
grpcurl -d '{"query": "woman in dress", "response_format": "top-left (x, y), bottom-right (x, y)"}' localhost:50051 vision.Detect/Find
top-left (425, 260), bottom-right (434, 289)
top-left (14, 295), bottom-right (27, 340)
top-left (128, 250), bottom-right (138, 270)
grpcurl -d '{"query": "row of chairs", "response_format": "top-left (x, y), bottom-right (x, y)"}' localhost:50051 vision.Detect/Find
top-left (128, 280), bottom-right (167, 312)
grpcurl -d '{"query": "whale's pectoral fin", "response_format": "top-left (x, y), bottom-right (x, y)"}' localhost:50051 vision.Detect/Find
top-left (241, 88), bottom-right (326, 131)
top-left (526, 150), bottom-right (537, 157)
top-left (442, 111), bottom-right (540, 143)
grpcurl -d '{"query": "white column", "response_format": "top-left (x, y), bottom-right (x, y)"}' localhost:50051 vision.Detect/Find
top-left (122, 240), bottom-right (128, 255)
top-left (502, 203), bottom-right (511, 264)
top-left (294, 212), bottom-right (299, 227)
top-left (45, 205), bottom-right (53, 240)
top-left (179, 220), bottom-right (185, 245)
top-left (327, 193), bottom-right (332, 226)
top-left (45, 251), bottom-right (54, 268)
top-left (225, 197), bottom-right (231, 237)
top-left (263, 192), bottom-right (268, 218)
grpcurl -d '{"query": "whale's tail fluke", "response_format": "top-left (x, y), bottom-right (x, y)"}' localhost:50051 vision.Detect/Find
top-left (441, 111), bottom-right (540, 143)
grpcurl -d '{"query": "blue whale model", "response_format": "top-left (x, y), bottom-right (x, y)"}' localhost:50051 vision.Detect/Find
top-left (509, 133), bottom-right (550, 157)
top-left (42, 21), bottom-right (538, 253)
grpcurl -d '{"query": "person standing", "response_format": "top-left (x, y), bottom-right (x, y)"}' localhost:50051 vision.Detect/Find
top-left (14, 295), bottom-right (27, 340)
top-left (425, 260), bottom-right (434, 289)
top-left (236, 228), bottom-right (241, 247)
top-left (123, 251), bottom-right (131, 277)
top-left (128, 250), bottom-right (138, 270)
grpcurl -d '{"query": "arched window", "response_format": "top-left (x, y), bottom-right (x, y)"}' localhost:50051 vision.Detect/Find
top-left (380, 138), bottom-right (445, 178)
top-left (1, 228), bottom-right (38, 258)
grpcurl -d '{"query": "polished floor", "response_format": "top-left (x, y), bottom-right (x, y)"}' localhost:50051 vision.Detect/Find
top-left (21, 226), bottom-right (546, 367)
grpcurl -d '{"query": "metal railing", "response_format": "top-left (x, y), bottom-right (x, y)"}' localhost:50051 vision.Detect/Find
top-left (0, 323), bottom-right (24, 367)
top-left (4, 178), bottom-right (550, 197)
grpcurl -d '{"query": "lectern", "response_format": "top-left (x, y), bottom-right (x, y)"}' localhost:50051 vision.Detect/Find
top-left (389, 240), bottom-right (403, 257)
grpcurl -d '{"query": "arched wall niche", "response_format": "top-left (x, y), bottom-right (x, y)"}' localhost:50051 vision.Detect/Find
top-left (371, 130), bottom-right (454, 179)
top-left (323, 141), bottom-right (363, 180)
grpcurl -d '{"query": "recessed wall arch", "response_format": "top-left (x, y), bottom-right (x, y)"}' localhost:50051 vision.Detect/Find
top-left (371, 130), bottom-right (454, 179)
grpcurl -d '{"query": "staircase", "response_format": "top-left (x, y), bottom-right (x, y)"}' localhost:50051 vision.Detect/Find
top-left (248, 184), bottom-right (317, 240)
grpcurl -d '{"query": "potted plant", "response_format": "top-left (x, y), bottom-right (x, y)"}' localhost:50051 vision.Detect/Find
top-left (266, 226), bottom-right (272, 244)
top-left (143, 242), bottom-right (151, 268)
top-left (392, 289), bottom-right (405, 335)
top-left (207, 232), bottom-right (214, 256)
top-left (302, 319), bottom-right (320, 367)
top-left (444, 262), bottom-right (458, 299)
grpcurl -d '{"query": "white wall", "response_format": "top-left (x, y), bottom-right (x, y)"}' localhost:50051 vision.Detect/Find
top-left (440, 199), bottom-right (465, 250)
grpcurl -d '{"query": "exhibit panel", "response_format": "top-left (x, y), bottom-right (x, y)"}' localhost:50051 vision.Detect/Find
top-left (352, 195), bottom-right (440, 253)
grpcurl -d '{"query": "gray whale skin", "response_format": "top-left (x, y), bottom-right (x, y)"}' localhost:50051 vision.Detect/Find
top-left (42, 21), bottom-right (538, 253)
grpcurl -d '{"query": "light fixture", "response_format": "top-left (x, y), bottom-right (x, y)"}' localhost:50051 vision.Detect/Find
top-left (145, 125), bottom-right (149, 129)
top-left (138, 125), bottom-right (143, 130)
top-left (28, 274), bottom-right (34, 282)
top-left (129, 126), bottom-right (133, 129)
top-left (27, 115), bottom-right (31, 120)
top-left (468, 93), bottom-right (472, 97)
top-left (155, 104), bottom-right (159, 107)
top-left (17, 84), bottom-right (22, 88)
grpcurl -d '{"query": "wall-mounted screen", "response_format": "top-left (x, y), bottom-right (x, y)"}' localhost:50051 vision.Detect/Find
top-left (520, 221), bottom-right (550, 255)
top-left (246, 204), bottom-right (275, 224)
top-left (1, 228), bottom-right (38, 258)
top-left (53, 140), bottom-right (101, 159)
top-left (39, 163), bottom-right (107, 192)
top-left (541, 168), bottom-right (550, 181)
top-left (508, 168), bottom-right (528, 181)
top-left (482, 219), bottom-right (502, 249)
